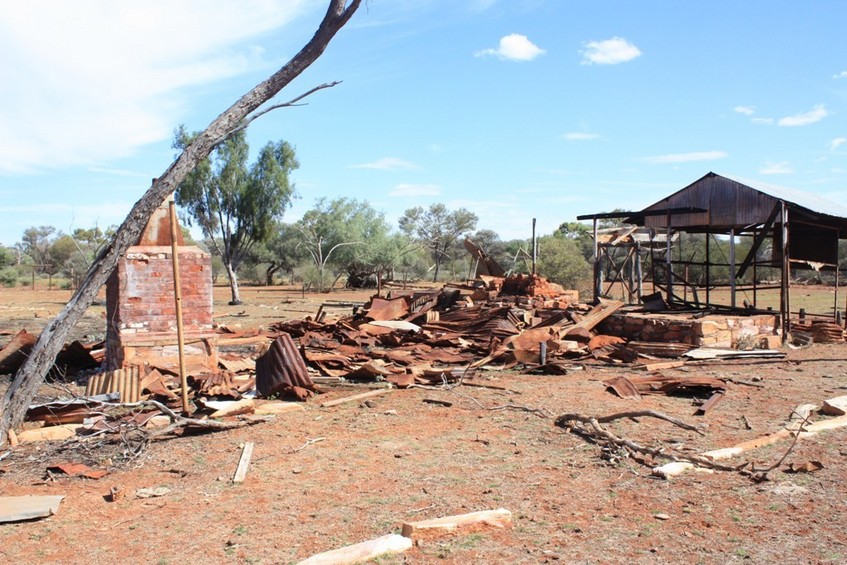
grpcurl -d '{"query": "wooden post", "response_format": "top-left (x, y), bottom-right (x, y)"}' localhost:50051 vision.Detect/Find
top-left (531, 218), bottom-right (537, 276)
top-left (593, 219), bottom-right (600, 304)
top-left (168, 197), bottom-right (190, 414)
top-left (635, 241), bottom-right (643, 302)
top-left (753, 228), bottom-right (758, 308)
top-left (833, 231), bottom-right (839, 322)
top-left (705, 228), bottom-right (711, 306)
top-left (780, 202), bottom-right (790, 341)
top-left (729, 228), bottom-right (736, 308)
top-left (665, 209), bottom-right (673, 304)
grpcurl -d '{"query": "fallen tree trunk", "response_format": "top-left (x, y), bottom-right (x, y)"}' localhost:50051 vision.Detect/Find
top-left (0, 0), bottom-right (361, 446)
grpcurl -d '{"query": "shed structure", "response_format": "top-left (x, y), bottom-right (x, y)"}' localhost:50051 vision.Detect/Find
top-left (584, 172), bottom-right (847, 337)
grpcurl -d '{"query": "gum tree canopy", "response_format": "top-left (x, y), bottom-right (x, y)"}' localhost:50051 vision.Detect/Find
top-left (399, 203), bottom-right (478, 282)
top-left (174, 128), bottom-right (298, 305)
top-left (0, 0), bottom-right (362, 445)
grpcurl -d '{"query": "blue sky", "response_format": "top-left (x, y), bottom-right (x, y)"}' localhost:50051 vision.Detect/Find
top-left (1, 0), bottom-right (846, 246)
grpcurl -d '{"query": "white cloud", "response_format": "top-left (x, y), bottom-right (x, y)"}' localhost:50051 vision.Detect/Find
top-left (475, 34), bottom-right (546, 61)
top-left (351, 157), bottom-right (420, 171)
top-left (751, 117), bottom-right (775, 125)
top-left (829, 137), bottom-right (846, 152)
top-left (643, 151), bottom-right (728, 164)
top-left (580, 37), bottom-right (641, 65)
top-left (777, 104), bottom-right (828, 126)
top-left (834, 71), bottom-right (847, 79)
top-left (0, 1), bottom-right (313, 174)
top-left (734, 106), bottom-right (755, 116)
top-left (562, 132), bottom-right (601, 141)
top-left (760, 161), bottom-right (794, 174)
top-left (389, 184), bottom-right (441, 197)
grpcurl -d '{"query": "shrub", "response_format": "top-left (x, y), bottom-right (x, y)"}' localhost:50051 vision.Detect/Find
top-left (0, 267), bottom-right (17, 287)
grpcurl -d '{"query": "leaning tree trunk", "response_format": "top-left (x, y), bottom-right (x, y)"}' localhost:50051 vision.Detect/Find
top-left (0, 0), bottom-right (361, 445)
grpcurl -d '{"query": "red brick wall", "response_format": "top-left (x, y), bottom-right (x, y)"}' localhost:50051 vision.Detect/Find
top-left (106, 245), bottom-right (214, 369)
top-left (107, 245), bottom-right (212, 333)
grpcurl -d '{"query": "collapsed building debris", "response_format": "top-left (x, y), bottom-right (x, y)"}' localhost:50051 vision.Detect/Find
top-left (0, 252), bottom-right (836, 458)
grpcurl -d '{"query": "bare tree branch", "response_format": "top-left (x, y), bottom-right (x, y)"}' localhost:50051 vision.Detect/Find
top-left (229, 81), bottom-right (342, 137)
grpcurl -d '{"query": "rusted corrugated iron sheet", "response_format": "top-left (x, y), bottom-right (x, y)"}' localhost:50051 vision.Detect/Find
top-left (219, 356), bottom-right (256, 373)
top-left (85, 366), bottom-right (141, 402)
top-left (255, 334), bottom-right (315, 398)
top-left (0, 329), bottom-right (38, 374)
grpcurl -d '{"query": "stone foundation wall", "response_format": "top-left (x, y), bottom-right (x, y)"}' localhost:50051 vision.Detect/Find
top-left (600, 312), bottom-right (779, 347)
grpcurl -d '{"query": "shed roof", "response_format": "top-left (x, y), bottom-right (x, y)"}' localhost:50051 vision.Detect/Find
top-left (637, 172), bottom-right (847, 233)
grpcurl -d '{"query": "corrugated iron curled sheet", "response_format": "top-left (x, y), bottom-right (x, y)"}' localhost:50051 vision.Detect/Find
top-left (255, 334), bottom-right (316, 398)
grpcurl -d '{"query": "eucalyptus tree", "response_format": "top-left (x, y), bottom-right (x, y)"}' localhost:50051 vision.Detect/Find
top-left (174, 128), bottom-right (298, 304)
top-left (399, 203), bottom-right (478, 282)
top-left (296, 197), bottom-right (392, 291)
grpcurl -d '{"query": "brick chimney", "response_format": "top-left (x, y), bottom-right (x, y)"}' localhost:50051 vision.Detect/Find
top-left (105, 198), bottom-right (218, 374)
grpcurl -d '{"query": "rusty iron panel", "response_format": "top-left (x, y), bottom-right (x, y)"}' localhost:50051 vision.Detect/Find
top-left (255, 333), bottom-right (315, 397)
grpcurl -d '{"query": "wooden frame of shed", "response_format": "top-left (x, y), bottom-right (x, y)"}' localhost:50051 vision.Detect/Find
top-left (579, 172), bottom-right (847, 337)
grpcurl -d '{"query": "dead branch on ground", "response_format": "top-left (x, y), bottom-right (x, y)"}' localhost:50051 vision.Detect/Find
top-left (555, 409), bottom-right (810, 480)
top-left (555, 410), bottom-right (744, 473)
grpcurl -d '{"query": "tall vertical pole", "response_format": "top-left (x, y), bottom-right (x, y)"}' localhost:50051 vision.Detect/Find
top-left (593, 219), bottom-right (600, 304)
top-left (665, 210), bottom-right (673, 304)
top-left (780, 202), bottom-right (790, 341)
top-left (833, 229), bottom-right (840, 323)
top-left (705, 228), bottom-right (711, 306)
top-left (531, 218), bottom-right (537, 276)
top-left (169, 197), bottom-right (190, 414)
top-left (635, 240), bottom-right (643, 302)
top-left (729, 228), bottom-right (736, 308)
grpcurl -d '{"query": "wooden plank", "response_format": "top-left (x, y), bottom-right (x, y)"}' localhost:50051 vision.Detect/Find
top-left (634, 360), bottom-right (686, 371)
top-left (209, 398), bottom-right (255, 418)
top-left (232, 442), bottom-right (254, 484)
top-left (297, 533), bottom-right (412, 565)
top-left (0, 495), bottom-right (65, 523)
top-left (401, 508), bottom-right (513, 540)
top-left (254, 402), bottom-right (306, 415)
top-left (563, 300), bottom-right (624, 335)
top-left (320, 388), bottom-right (393, 408)
top-left (822, 395), bottom-right (847, 416)
top-left (216, 335), bottom-right (273, 346)
top-left (17, 424), bottom-right (81, 443)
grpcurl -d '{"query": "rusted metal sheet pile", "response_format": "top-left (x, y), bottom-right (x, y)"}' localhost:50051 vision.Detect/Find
top-left (0, 273), bottom-right (796, 431)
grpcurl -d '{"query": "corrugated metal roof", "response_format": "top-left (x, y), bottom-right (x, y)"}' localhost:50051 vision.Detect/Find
top-left (719, 172), bottom-right (847, 219)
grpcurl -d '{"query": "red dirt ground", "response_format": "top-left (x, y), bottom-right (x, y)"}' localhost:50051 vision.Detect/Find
top-left (2, 286), bottom-right (847, 564)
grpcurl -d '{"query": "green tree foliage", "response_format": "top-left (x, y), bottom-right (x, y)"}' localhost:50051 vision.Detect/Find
top-left (348, 231), bottom-right (417, 288)
top-left (249, 222), bottom-right (308, 285)
top-left (557, 221), bottom-right (594, 261)
top-left (399, 203), bottom-right (478, 282)
top-left (174, 126), bottom-right (298, 304)
top-left (17, 226), bottom-right (55, 272)
top-left (296, 197), bottom-right (395, 291)
top-left (0, 246), bottom-right (15, 268)
top-left (536, 234), bottom-right (591, 291)
top-left (46, 235), bottom-right (78, 286)
top-left (0, 247), bottom-right (16, 287)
